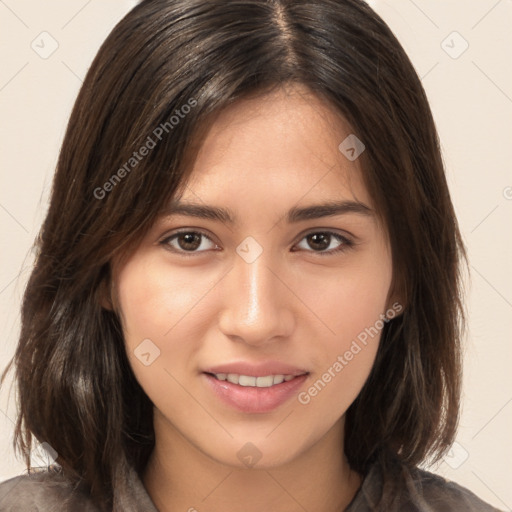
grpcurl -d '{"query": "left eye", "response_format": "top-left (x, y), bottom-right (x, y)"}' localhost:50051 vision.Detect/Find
top-left (160, 230), bottom-right (351, 255)
top-left (294, 231), bottom-right (351, 254)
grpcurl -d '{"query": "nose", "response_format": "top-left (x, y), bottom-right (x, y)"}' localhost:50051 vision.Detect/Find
top-left (217, 250), bottom-right (295, 346)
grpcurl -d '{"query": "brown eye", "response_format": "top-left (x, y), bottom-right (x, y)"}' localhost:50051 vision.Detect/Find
top-left (176, 232), bottom-right (202, 251)
top-left (161, 231), bottom-right (217, 253)
top-left (306, 233), bottom-right (331, 251)
top-left (294, 231), bottom-right (352, 255)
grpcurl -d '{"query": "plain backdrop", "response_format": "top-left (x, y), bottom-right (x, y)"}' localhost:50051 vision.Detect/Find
top-left (1, 0), bottom-right (511, 509)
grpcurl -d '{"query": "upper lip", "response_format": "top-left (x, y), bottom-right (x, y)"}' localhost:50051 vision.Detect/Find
top-left (203, 361), bottom-right (309, 377)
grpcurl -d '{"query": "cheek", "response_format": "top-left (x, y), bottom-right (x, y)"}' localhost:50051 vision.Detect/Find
top-left (115, 256), bottom-right (221, 392)
top-left (115, 255), bottom-right (220, 405)
top-left (116, 256), bottom-right (213, 344)
top-left (294, 249), bottom-right (392, 412)
top-left (298, 250), bottom-right (392, 347)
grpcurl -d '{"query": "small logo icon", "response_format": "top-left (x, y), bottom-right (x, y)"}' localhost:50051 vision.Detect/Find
top-left (134, 338), bottom-right (161, 366)
top-left (31, 31), bottom-right (59, 59)
top-left (338, 134), bottom-right (365, 161)
top-left (236, 236), bottom-right (263, 264)
top-left (441, 31), bottom-right (469, 59)
top-left (237, 442), bottom-right (263, 468)
top-left (443, 441), bottom-right (469, 469)
top-left (30, 441), bottom-right (58, 467)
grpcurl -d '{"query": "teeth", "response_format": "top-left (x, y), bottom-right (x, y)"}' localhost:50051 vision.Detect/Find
top-left (256, 376), bottom-right (274, 387)
top-left (226, 374), bottom-right (239, 384)
top-left (213, 373), bottom-right (300, 387)
top-left (239, 375), bottom-right (257, 386)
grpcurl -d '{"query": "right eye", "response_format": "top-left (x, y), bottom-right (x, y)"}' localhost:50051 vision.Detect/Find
top-left (160, 230), bottom-right (219, 255)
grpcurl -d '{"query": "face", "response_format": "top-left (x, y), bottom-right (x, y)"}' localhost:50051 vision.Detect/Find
top-left (112, 85), bottom-right (394, 469)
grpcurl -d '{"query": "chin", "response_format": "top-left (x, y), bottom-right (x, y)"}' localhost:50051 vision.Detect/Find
top-left (197, 430), bottom-right (313, 471)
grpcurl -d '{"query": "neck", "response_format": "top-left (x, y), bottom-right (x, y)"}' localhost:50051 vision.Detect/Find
top-left (142, 411), bottom-right (362, 512)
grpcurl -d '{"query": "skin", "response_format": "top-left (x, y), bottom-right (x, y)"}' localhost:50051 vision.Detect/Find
top-left (111, 84), bottom-right (395, 512)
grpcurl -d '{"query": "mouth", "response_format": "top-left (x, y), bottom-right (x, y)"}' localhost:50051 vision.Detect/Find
top-left (205, 372), bottom-right (304, 387)
top-left (202, 371), bottom-right (310, 413)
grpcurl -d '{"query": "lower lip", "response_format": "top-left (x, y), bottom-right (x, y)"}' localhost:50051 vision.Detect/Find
top-left (203, 373), bottom-right (309, 413)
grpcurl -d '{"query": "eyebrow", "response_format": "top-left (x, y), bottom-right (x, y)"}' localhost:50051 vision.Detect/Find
top-left (162, 199), bottom-right (373, 224)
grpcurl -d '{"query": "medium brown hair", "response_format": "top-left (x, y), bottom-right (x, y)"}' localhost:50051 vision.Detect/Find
top-left (1, 0), bottom-right (466, 509)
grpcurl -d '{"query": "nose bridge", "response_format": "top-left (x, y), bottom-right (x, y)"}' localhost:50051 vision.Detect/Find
top-left (219, 246), bottom-right (293, 344)
top-left (240, 254), bottom-right (274, 324)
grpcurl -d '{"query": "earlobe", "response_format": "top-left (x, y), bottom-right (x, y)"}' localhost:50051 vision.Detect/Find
top-left (385, 288), bottom-right (407, 319)
top-left (386, 299), bottom-right (405, 319)
top-left (385, 273), bottom-right (408, 317)
top-left (97, 276), bottom-right (115, 311)
top-left (100, 295), bottom-right (114, 311)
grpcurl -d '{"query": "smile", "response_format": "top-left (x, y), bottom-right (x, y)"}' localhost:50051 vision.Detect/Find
top-left (203, 372), bottom-right (310, 413)
top-left (210, 373), bottom-right (298, 387)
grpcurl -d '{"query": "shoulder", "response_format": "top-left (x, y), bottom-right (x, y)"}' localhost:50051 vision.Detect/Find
top-left (0, 468), bottom-right (99, 512)
top-left (350, 459), bottom-right (503, 512)
top-left (407, 467), bottom-right (503, 512)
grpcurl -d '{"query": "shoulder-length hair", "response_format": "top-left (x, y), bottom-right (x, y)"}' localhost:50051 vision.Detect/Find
top-left (2, 0), bottom-right (466, 509)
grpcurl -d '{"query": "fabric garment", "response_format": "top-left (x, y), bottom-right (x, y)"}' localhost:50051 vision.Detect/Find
top-left (0, 459), bottom-right (503, 511)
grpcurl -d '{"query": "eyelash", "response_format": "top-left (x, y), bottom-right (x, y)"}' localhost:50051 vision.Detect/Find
top-left (159, 229), bottom-right (354, 257)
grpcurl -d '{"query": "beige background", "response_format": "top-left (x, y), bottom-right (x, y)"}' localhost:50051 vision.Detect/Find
top-left (1, 0), bottom-right (511, 509)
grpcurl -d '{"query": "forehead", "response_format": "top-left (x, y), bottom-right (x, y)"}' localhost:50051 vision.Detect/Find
top-left (177, 84), bottom-right (372, 212)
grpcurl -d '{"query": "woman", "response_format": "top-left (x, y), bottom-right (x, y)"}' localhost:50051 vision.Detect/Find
top-left (0, 0), bottom-right (502, 510)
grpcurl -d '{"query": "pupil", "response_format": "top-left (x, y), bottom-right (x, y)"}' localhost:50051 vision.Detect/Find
top-left (309, 233), bottom-right (330, 250)
top-left (179, 233), bottom-right (201, 250)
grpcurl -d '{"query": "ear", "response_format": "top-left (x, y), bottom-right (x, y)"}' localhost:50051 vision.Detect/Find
top-left (97, 272), bottom-right (115, 312)
top-left (385, 298), bottom-right (405, 320)
top-left (385, 281), bottom-right (407, 319)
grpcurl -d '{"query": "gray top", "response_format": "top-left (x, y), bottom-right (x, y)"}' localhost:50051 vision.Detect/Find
top-left (0, 460), bottom-right (503, 511)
